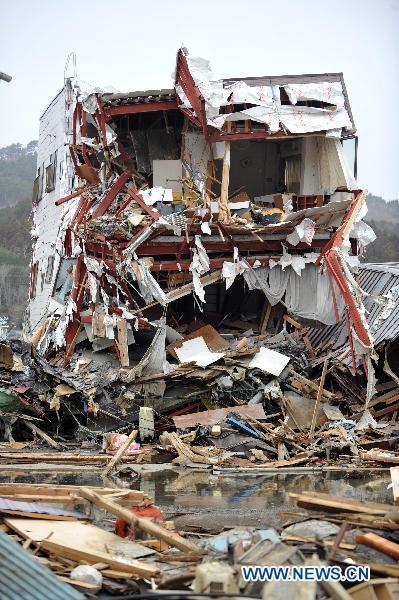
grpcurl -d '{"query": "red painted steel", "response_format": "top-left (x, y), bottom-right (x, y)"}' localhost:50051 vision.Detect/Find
top-left (91, 171), bottom-right (131, 219)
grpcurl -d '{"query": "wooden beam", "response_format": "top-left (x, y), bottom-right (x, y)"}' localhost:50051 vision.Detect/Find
top-left (41, 540), bottom-right (159, 578)
top-left (116, 317), bottom-right (129, 367)
top-left (310, 358), bottom-right (328, 437)
top-left (23, 421), bottom-right (59, 450)
top-left (102, 430), bottom-right (138, 477)
top-left (78, 487), bottom-right (204, 555)
top-left (218, 131), bottom-right (232, 224)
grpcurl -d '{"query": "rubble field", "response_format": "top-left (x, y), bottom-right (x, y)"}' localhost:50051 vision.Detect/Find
top-left (1, 48), bottom-right (399, 597)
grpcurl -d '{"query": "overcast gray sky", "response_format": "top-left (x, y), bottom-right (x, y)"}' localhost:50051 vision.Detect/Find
top-left (1, 0), bottom-right (398, 199)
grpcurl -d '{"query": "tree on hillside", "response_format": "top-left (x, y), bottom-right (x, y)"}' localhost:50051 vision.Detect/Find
top-left (0, 141), bottom-right (37, 207)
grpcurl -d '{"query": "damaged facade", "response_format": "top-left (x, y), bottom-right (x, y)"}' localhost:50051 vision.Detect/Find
top-left (25, 48), bottom-right (380, 428)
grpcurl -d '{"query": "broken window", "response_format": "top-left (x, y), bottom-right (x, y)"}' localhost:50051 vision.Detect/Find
top-left (45, 256), bottom-right (55, 284)
top-left (45, 150), bottom-right (57, 193)
top-left (30, 262), bottom-right (38, 299)
top-left (36, 163), bottom-right (44, 202)
top-left (32, 175), bottom-right (40, 203)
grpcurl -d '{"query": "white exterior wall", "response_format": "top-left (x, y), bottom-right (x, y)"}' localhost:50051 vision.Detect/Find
top-left (27, 86), bottom-right (73, 334)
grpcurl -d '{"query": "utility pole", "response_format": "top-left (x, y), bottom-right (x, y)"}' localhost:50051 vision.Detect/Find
top-left (0, 72), bottom-right (12, 83)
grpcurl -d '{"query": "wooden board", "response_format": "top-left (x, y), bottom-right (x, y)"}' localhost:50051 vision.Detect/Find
top-left (172, 404), bottom-right (267, 428)
top-left (0, 453), bottom-right (142, 463)
top-left (4, 518), bottom-right (159, 577)
top-left (166, 324), bottom-right (229, 360)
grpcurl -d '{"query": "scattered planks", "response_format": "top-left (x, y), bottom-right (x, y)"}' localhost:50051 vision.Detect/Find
top-left (5, 518), bottom-right (160, 578)
top-left (0, 483), bottom-right (151, 507)
top-left (0, 452), bottom-right (143, 464)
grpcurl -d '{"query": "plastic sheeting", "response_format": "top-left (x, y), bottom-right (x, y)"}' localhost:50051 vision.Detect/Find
top-left (244, 263), bottom-right (345, 325)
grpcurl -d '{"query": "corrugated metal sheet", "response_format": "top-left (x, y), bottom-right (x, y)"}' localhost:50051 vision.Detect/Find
top-left (0, 498), bottom-right (84, 518)
top-left (308, 262), bottom-right (399, 354)
top-left (0, 530), bottom-right (83, 600)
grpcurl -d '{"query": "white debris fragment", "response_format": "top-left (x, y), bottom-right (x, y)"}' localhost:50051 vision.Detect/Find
top-left (286, 218), bottom-right (316, 246)
top-left (249, 347), bottom-right (290, 376)
top-left (175, 336), bottom-right (225, 368)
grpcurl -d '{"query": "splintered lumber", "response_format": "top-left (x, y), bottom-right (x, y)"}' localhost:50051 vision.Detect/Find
top-left (5, 518), bottom-right (159, 578)
top-left (23, 421), bottom-right (59, 449)
top-left (103, 430), bottom-right (138, 477)
top-left (289, 492), bottom-right (393, 516)
top-left (356, 531), bottom-right (399, 560)
top-left (309, 357), bottom-right (328, 438)
top-left (79, 487), bottom-right (204, 555)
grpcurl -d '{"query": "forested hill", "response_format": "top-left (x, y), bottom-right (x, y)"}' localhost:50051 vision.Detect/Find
top-left (0, 141), bottom-right (37, 207)
top-left (0, 142), bottom-right (36, 328)
top-left (363, 194), bottom-right (399, 263)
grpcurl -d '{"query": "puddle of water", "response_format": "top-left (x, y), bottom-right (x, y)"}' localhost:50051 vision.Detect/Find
top-left (0, 467), bottom-right (391, 528)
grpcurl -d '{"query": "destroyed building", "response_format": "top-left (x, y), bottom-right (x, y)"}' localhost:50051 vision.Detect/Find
top-left (24, 48), bottom-right (379, 427)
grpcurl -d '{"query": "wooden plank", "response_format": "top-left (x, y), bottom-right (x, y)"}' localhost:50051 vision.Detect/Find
top-left (172, 404), bottom-right (267, 429)
top-left (260, 301), bottom-right (272, 333)
top-left (92, 309), bottom-right (106, 338)
top-left (218, 134), bottom-right (232, 223)
top-left (79, 487), bottom-right (203, 555)
top-left (0, 453), bottom-right (141, 464)
top-left (289, 369), bottom-right (334, 399)
top-left (0, 483), bottom-right (146, 500)
top-left (310, 358), bottom-right (328, 437)
top-left (103, 430), bottom-right (138, 477)
top-left (23, 421), bottom-right (59, 449)
top-left (44, 541), bottom-right (158, 578)
top-left (117, 318), bottom-right (129, 367)
top-left (101, 569), bottom-right (134, 579)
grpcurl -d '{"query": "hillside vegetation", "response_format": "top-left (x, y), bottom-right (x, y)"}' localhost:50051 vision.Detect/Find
top-left (0, 142), bottom-right (35, 328)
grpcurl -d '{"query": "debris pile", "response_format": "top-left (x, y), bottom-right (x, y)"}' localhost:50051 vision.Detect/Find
top-left (0, 478), bottom-right (399, 597)
top-left (2, 288), bottom-right (399, 472)
top-left (2, 50), bottom-right (399, 468)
